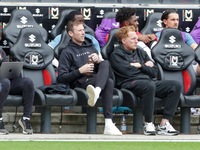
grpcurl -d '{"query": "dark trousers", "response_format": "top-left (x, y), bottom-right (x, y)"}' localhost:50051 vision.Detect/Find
top-left (0, 77), bottom-right (35, 118)
top-left (123, 80), bottom-right (181, 122)
top-left (73, 60), bottom-right (113, 118)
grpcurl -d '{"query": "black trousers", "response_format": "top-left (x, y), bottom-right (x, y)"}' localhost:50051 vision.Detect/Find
top-left (0, 77), bottom-right (35, 118)
top-left (73, 60), bottom-right (113, 118)
top-left (122, 80), bottom-right (181, 122)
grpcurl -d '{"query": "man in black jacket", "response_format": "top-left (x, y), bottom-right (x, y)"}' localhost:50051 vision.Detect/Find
top-left (110, 26), bottom-right (181, 136)
top-left (58, 20), bottom-right (122, 135)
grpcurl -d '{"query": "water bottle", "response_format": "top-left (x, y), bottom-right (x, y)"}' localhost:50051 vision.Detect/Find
top-left (63, 106), bottom-right (70, 113)
top-left (120, 116), bottom-right (126, 134)
top-left (86, 58), bottom-right (93, 76)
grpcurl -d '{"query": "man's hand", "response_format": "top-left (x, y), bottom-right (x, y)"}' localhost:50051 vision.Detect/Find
top-left (130, 62), bottom-right (142, 68)
top-left (79, 63), bottom-right (94, 74)
top-left (145, 61), bottom-right (154, 67)
top-left (147, 34), bottom-right (157, 41)
top-left (89, 53), bottom-right (100, 63)
top-left (137, 35), bottom-right (151, 44)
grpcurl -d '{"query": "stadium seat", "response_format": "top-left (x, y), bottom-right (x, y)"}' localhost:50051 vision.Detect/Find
top-left (3, 9), bottom-right (48, 48)
top-left (10, 27), bottom-right (78, 133)
top-left (152, 28), bottom-right (200, 133)
top-left (140, 12), bottom-right (163, 35)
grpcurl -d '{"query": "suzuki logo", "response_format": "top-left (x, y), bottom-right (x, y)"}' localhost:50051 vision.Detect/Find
top-left (35, 8), bottom-right (40, 14)
top-left (29, 34), bottom-right (36, 42)
top-left (185, 10), bottom-right (193, 22)
top-left (83, 8), bottom-right (91, 20)
top-left (100, 9), bottom-right (104, 15)
top-left (157, 20), bottom-right (162, 27)
top-left (186, 27), bottom-right (190, 32)
top-left (3, 7), bottom-right (8, 13)
top-left (169, 36), bottom-right (176, 44)
top-left (3, 40), bottom-right (7, 46)
top-left (20, 16), bottom-right (27, 24)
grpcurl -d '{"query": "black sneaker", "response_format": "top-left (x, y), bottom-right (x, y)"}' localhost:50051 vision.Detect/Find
top-left (0, 120), bottom-right (9, 135)
top-left (144, 122), bottom-right (156, 135)
top-left (18, 118), bottom-right (33, 134)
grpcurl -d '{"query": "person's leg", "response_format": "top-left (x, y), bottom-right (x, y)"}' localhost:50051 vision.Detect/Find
top-left (9, 77), bottom-right (34, 134)
top-left (123, 80), bottom-right (156, 135)
top-left (0, 78), bottom-right (10, 135)
top-left (155, 80), bottom-right (181, 135)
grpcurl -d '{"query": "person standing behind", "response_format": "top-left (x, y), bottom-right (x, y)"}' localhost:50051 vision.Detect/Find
top-left (57, 20), bottom-right (122, 136)
top-left (110, 26), bottom-right (181, 135)
top-left (0, 48), bottom-right (34, 135)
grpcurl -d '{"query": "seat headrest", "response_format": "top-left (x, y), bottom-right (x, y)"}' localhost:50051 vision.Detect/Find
top-left (140, 12), bottom-right (163, 34)
top-left (10, 27), bottom-right (54, 69)
top-left (50, 9), bottom-right (75, 39)
top-left (103, 12), bottom-right (116, 19)
top-left (101, 28), bottom-right (119, 60)
top-left (3, 9), bottom-right (48, 47)
top-left (152, 28), bottom-right (195, 70)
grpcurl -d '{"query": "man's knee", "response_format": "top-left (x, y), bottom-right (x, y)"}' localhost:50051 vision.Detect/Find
top-left (172, 81), bottom-right (182, 92)
top-left (107, 78), bottom-right (114, 89)
top-left (100, 60), bottom-right (110, 67)
top-left (22, 78), bottom-right (34, 89)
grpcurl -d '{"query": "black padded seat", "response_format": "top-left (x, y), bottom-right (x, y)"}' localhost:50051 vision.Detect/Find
top-left (152, 28), bottom-right (200, 133)
top-left (140, 12), bottom-right (163, 34)
top-left (50, 9), bottom-right (76, 39)
top-left (4, 95), bottom-right (23, 106)
top-left (3, 9), bottom-right (48, 48)
top-left (10, 27), bottom-right (77, 133)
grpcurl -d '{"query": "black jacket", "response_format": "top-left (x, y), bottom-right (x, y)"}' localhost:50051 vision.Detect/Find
top-left (57, 37), bottom-right (98, 87)
top-left (110, 44), bottom-right (158, 88)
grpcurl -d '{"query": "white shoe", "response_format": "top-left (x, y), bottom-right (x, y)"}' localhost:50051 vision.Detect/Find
top-left (157, 122), bottom-right (179, 136)
top-left (104, 123), bottom-right (122, 136)
top-left (144, 122), bottom-right (156, 135)
top-left (86, 85), bottom-right (99, 107)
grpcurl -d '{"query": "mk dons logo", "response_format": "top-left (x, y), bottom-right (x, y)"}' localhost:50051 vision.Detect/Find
top-left (144, 9), bottom-right (154, 21)
top-left (21, 16), bottom-right (27, 24)
top-left (18, 7), bottom-right (26, 10)
top-left (170, 56), bottom-right (178, 66)
top-left (169, 36), bottom-right (176, 44)
top-left (29, 34), bottom-right (36, 42)
top-left (183, 10), bottom-right (193, 22)
top-left (30, 54), bottom-right (39, 65)
top-left (83, 8), bottom-right (91, 20)
top-left (51, 7), bottom-right (59, 19)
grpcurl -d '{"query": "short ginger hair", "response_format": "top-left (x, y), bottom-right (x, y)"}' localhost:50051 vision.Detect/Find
top-left (116, 26), bottom-right (136, 43)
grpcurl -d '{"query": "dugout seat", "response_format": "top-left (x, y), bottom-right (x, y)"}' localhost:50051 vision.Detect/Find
top-left (140, 12), bottom-right (163, 35)
top-left (3, 9), bottom-right (47, 48)
top-left (152, 28), bottom-right (200, 133)
top-left (10, 27), bottom-right (77, 133)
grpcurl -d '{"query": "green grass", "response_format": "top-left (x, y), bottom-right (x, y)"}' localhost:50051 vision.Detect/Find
top-left (0, 141), bottom-right (200, 150)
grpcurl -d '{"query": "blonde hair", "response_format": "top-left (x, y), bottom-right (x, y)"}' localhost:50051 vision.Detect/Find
top-left (116, 26), bottom-right (135, 43)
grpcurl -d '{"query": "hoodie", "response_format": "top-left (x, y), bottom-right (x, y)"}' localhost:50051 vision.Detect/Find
top-left (57, 37), bottom-right (98, 87)
top-left (110, 44), bottom-right (158, 88)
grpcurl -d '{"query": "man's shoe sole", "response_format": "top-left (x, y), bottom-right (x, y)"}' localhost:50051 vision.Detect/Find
top-left (157, 131), bottom-right (179, 136)
top-left (87, 85), bottom-right (96, 107)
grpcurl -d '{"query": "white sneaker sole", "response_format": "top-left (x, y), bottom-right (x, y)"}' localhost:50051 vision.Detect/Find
top-left (86, 85), bottom-right (97, 107)
top-left (157, 131), bottom-right (178, 136)
top-left (104, 131), bottom-right (122, 136)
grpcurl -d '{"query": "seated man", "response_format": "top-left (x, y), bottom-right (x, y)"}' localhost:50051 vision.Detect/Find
top-left (155, 9), bottom-right (200, 76)
top-left (0, 48), bottom-right (34, 135)
top-left (110, 26), bottom-right (181, 136)
top-left (48, 11), bottom-right (102, 68)
top-left (106, 7), bottom-right (156, 61)
top-left (57, 20), bottom-right (122, 136)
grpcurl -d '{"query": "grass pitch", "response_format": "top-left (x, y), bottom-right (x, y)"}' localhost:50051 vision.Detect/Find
top-left (0, 141), bottom-right (200, 150)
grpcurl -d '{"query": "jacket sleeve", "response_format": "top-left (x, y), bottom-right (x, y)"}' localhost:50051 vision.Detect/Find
top-left (140, 51), bottom-right (158, 78)
top-left (57, 48), bottom-right (81, 84)
top-left (110, 51), bottom-right (140, 77)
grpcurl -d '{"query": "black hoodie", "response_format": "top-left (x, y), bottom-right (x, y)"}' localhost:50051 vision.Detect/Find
top-left (110, 44), bottom-right (158, 88)
top-left (57, 37), bottom-right (98, 87)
